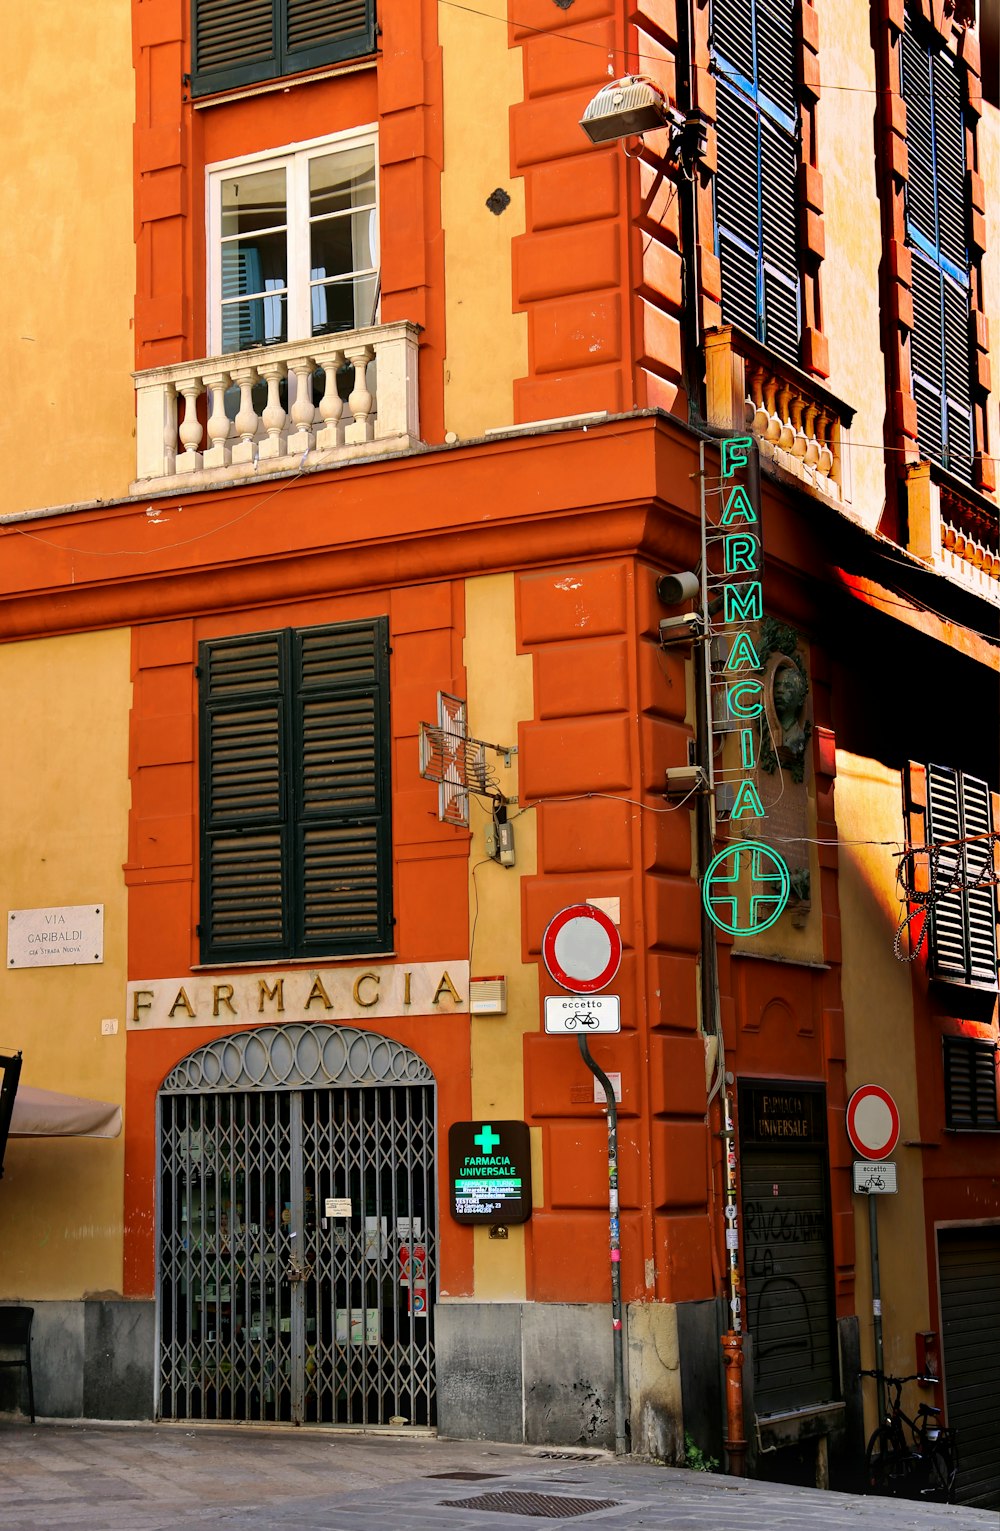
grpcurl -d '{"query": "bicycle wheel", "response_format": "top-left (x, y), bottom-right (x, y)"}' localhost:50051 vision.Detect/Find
top-left (921, 1432), bottom-right (958, 1504)
top-left (866, 1425), bottom-right (909, 1496)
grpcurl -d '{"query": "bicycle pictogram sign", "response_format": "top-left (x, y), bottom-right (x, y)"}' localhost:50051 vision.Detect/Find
top-left (702, 840), bottom-right (791, 935)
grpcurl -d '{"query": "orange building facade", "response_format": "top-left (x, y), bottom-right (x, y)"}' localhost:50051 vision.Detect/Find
top-left (0, 0), bottom-right (997, 1502)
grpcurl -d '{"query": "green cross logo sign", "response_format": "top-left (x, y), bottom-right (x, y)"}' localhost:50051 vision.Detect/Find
top-left (474, 1124), bottom-right (501, 1154)
top-left (702, 841), bottom-right (791, 935)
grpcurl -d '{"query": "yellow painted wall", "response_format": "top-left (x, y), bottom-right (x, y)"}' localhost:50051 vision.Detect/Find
top-left (463, 574), bottom-right (537, 1298)
top-left (0, 630), bottom-right (131, 1298)
top-left (815, 0), bottom-right (889, 528)
top-left (836, 750), bottom-right (928, 1425)
top-left (0, 0), bottom-right (135, 516)
top-left (440, 6), bottom-right (527, 437)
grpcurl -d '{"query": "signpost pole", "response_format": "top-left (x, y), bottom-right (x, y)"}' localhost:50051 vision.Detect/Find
top-left (577, 1036), bottom-right (628, 1457)
top-left (868, 1188), bottom-right (886, 1428)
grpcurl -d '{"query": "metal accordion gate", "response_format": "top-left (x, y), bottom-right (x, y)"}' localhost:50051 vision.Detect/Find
top-left (157, 1024), bottom-right (437, 1427)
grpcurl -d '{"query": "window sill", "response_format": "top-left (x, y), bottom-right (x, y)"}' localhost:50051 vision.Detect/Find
top-left (192, 954), bottom-right (397, 973)
top-left (190, 56), bottom-right (377, 110)
top-left (943, 1124), bottom-right (1000, 1134)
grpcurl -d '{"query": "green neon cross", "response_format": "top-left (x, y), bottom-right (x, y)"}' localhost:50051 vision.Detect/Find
top-left (474, 1124), bottom-right (501, 1154)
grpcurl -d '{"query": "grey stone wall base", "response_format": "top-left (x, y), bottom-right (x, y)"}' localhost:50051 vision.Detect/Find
top-left (436, 1300), bottom-right (693, 1458)
top-left (0, 1299), bottom-right (155, 1421)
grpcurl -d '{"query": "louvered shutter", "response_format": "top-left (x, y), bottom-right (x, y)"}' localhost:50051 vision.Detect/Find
top-left (900, 16), bottom-right (974, 482)
top-left (943, 1037), bottom-right (999, 1129)
top-left (200, 632), bottom-right (290, 961)
top-left (755, 0), bottom-right (797, 120)
top-left (961, 774), bottom-right (998, 985)
top-left (760, 114), bottom-right (800, 360)
top-left (910, 253), bottom-right (947, 466)
top-left (712, 0), bottom-right (800, 363)
top-left (712, 0), bottom-right (754, 84)
top-left (283, 0), bottom-right (374, 72)
top-left (926, 764), bottom-right (998, 987)
top-left (294, 621), bottom-right (392, 956)
top-left (191, 0), bottom-right (375, 97)
top-left (715, 86), bottom-right (761, 338)
top-left (199, 618), bottom-right (391, 961)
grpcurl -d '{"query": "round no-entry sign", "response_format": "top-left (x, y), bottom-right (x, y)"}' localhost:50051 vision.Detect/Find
top-left (846, 1084), bottom-right (900, 1160)
top-left (542, 903), bottom-right (622, 995)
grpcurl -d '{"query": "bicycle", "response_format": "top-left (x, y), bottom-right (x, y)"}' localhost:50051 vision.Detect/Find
top-left (860, 1369), bottom-right (958, 1503)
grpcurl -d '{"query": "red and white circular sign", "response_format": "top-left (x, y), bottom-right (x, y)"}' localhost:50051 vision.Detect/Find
top-left (846, 1084), bottom-right (900, 1160)
top-left (541, 904), bottom-right (622, 995)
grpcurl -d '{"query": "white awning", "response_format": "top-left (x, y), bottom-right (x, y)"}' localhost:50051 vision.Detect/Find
top-left (8, 1085), bottom-right (122, 1139)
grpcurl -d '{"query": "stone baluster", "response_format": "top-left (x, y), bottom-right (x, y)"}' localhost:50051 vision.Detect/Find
top-left (748, 366), bottom-right (769, 437)
top-left (202, 370), bottom-right (233, 469)
top-left (287, 356), bottom-right (318, 456)
top-left (316, 349), bottom-right (346, 450)
top-left (258, 360), bottom-right (288, 460)
top-left (231, 365), bottom-right (260, 465)
top-left (344, 344), bottom-right (376, 444)
top-left (816, 411), bottom-right (834, 477)
top-left (789, 395), bottom-right (808, 458)
top-left (776, 385), bottom-right (795, 451)
top-left (803, 404), bottom-right (820, 467)
top-left (175, 377), bottom-right (205, 474)
top-left (763, 375), bottom-right (782, 443)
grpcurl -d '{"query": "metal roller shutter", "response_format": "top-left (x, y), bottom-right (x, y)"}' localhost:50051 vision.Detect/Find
top-left (938, 1227), bottom-right (1000, 1507)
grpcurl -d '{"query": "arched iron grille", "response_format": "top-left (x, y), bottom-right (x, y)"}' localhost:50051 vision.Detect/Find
top-left (157, 1025), bottom-right (436, 1426)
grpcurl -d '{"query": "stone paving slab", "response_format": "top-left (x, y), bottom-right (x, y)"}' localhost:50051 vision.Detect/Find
top-left (0, 1422), bottom-right (993, 1531)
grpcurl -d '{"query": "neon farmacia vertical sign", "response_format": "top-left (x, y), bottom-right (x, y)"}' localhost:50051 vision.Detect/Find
top-left (701, 435), bottom-right (791, 936)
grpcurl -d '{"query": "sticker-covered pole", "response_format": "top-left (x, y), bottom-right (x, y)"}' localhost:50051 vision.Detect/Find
top-left (868, 1189), bottom-right (886, 1427)
top-left (578, 1035), bottom-right (628, 1456)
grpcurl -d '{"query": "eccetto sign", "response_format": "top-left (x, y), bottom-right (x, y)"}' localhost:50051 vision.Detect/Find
top-left (127, 961), bottom-right (469, 1029)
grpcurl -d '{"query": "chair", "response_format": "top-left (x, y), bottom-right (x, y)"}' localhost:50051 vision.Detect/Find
top-left (0, 1306), bottom-right (35, 1422)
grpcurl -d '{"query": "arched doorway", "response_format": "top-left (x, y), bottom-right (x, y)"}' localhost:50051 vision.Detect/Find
top-left (156, 1024), bottom-right (436, 1426)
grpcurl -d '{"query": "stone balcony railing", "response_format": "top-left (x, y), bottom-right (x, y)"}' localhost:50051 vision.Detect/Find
top-left (704, 326), bottom-right (855, 502)
top-left (905, 460), bottom-right (1000, 604)
top-left (132, 320), bottom-right (420, 493)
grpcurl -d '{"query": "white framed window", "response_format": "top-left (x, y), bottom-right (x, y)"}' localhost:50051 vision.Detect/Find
top-left (207, 129), bottom-right (379, 357)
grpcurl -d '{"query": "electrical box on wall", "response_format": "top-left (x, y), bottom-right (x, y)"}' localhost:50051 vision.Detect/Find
top-left (485, 817), bottom-right (516, 867)
top-left (470, 977), bottom-right (508, 1016)
top-left (916, 1331), bottom-right (940, 1384)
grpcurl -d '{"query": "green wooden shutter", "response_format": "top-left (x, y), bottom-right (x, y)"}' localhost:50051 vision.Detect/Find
top-left (293, 620), bottom-right (392, 956)
top-left (943, 1037), bottom-right (1000, 1129)
top-left (200, 632), bottom-right (290, 961)
top-left (926, 764), bottom-right (998, 987)
top-left (192, 0), bottom-right (279, 96)
top-left (284, 0), bottom-right (375, 72)
top-left (192, 0), bottom-right (375, 98)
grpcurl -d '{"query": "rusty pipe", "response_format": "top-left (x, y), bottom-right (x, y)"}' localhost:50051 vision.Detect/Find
top-left (721, 1330), bottom-right (747, 1476)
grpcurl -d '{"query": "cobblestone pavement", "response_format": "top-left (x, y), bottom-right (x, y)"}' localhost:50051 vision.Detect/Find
top-left (0, 1422), bottom-right (993, 1531)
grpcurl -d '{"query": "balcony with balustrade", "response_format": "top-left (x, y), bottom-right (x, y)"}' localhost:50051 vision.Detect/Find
top-left (704, 326), bottom-right (855, 502)
top-left (905, 460), bottom-right (1000, 605)
top-left (131, 321), bottom-right (421, 494)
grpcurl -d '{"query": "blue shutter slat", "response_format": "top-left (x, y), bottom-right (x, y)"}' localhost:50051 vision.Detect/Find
top-left (711, 0), bottom-right (755, 84)
top-left (755, 0), bottom-right (797, 119)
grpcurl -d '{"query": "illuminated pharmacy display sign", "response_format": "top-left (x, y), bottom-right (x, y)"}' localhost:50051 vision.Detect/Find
top-left (448, 1120), bottom-right (532, 1226)
top-left (702, 435), bottom-right (791, 936)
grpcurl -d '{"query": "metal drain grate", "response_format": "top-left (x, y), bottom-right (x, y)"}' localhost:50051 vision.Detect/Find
top-left (425, 1471), bottom-right (504, 1481)
top-left (534, 1451), bottom-right (601, 1462)
top-left (441, 1490), bottom-right (618, 1519)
